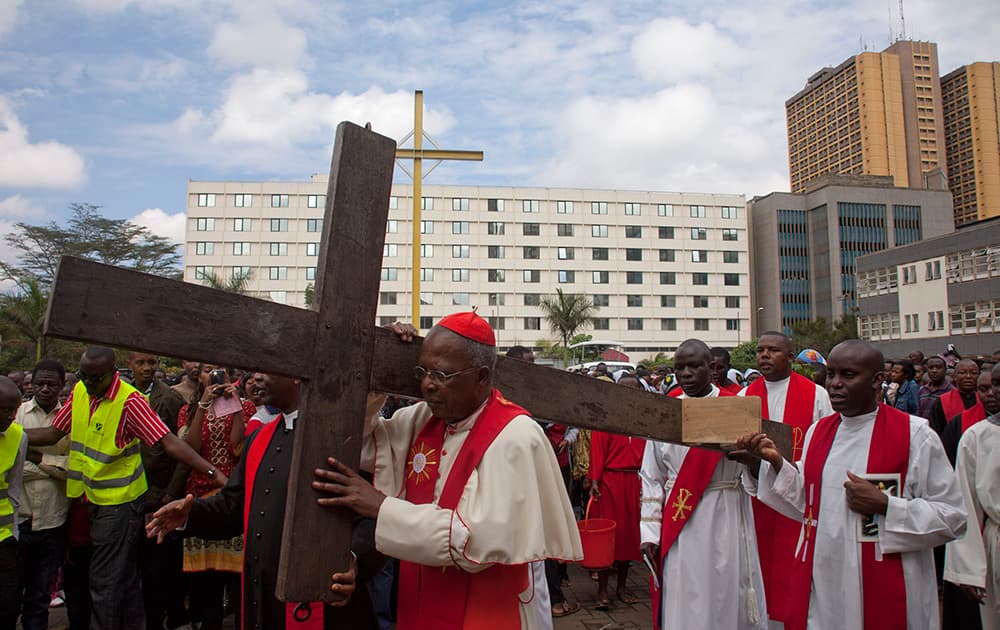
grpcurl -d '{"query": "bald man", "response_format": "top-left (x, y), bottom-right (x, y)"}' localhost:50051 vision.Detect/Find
top-left (740, 339), bottom-right (966, 629)
top-left (929, 359), bottom-right (982, 435)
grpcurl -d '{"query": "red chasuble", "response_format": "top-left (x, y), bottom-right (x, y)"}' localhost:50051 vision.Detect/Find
top-left (745, 372), bottom-right (816, 621)
top-left (588, 431), bottom-right (645, 563)
top-left (785, 404), bottom-right (910, 630)
top-left (650, 388), bottom-right (733, 628)
top-left (960, 400), bottom-right (987, 433)
top-left (243, 418), bottom-right (323, 630)
top-left (396, 390), bottom-right (531, 630)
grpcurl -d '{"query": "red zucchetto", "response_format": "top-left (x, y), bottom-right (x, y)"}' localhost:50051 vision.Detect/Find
top-left (436, 310), bottom-right (496, 347)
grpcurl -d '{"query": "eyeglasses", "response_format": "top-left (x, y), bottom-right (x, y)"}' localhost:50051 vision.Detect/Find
top-left (74, 370), bottom-right (112, 385)
top-left (413, 366), bottom-right (481, 385)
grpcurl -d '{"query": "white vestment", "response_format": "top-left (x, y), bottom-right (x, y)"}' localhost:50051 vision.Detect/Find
top-left (361, 395), bottom-right (582, 629)
top-left (737, 375), bottom-right (833, 424)
top-left (945, 413), bottom-right (1000, 630)
top-left (757, 410), bottom-right (967, 629)
top-left (640, 386), bottom-right (767, 629)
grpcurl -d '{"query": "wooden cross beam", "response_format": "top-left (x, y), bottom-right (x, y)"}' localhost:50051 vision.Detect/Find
top-left (43, 122), bottom-right (791, 605)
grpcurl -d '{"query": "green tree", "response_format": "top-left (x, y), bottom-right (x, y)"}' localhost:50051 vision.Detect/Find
top-left (730, 339), bottom-right (759, 371)
top-left (304, 284), bottom-right (315, 307)
top-left (0, 279), bottom-right (48, 362)
top-left (789, 315), bottom-right (859, 357)
top-left (200, 269), bottom-right (252, 294)
top-left (538, 289), bottom-right (597, 364)
top-left (2, 203), bottom-right (182, 286)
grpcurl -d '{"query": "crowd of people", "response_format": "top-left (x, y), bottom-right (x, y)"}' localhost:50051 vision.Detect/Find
top-left (1, 317), bottom-right (999, 630)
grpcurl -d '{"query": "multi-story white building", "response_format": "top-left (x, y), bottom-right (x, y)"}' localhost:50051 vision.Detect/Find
top-left (185, 177), bottom-right (751, 356)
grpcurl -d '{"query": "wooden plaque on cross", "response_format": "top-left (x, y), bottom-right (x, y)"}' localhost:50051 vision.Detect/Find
top-left (43, 122), bottom-right (791, 604)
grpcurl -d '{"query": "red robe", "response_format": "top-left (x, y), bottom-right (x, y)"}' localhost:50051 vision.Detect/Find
top-left (588, 431), bottom-right (645, 562)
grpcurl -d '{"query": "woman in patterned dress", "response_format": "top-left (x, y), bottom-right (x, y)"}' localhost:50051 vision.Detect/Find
top-left (178, 365), bottom-right (252, 630)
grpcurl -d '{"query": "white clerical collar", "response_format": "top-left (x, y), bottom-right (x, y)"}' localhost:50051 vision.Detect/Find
top-left (283, 410), bottom-right (299, 430)
top-left (840, 408), bottom-right (878, 424)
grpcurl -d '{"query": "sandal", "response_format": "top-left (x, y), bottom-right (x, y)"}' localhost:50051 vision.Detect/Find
top-left (617, 590), bottom-right (639, 604)
top-left (551, 601), bottom-right (580, 618)
top-left (595, 595), bottom-right (611, 611)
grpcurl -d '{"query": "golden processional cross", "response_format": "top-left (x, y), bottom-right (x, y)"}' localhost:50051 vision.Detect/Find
top-left (394, 90), bottom-right (483, 331)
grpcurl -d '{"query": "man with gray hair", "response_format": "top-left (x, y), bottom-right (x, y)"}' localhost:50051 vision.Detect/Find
top-left (313, 312), bottom-right (582, 629)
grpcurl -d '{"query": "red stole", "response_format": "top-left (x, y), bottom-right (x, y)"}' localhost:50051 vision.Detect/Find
top-left (396, 390), bottom-right (530, 630)
top-left (961, 401), bottom-right (987, 433)
top-left (243, 418), bottom-right (323, 630)
top-left (746, 372), bottom-right (817, 621)
top-left (721, 381), bottom-right (744, 395)
top-left (650, 388), bottom-right (731, 627)
top-left (785, 404), bottom-right (910, 630)
top-left (940, 388), bottom-right (976, 422)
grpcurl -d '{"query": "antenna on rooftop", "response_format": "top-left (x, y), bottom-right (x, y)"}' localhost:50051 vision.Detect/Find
top-left (887, 0), bottom-right (894, 43)
top-left (899, 0), bottom-right (907, 41)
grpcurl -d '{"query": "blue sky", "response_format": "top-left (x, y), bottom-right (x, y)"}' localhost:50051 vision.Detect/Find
top-left (0, 0), bottom-right (997, 250)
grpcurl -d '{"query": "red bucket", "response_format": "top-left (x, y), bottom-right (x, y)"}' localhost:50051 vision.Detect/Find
top-left (577, 497), bottom-right (616, 570)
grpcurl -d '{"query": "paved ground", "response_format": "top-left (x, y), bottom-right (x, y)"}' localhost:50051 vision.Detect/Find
top-left (35, 561), bottom-right (652, 629)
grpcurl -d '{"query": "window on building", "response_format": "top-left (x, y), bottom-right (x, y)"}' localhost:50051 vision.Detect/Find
top-left (197, 193), bottom-right (216, 207)
top-left (626, 271), bottom-right (643, 284)
top-left (592, 294), bottom-right (610, 307)
top-left (690, 205), bottom-right (706, 218)
top-left (625, 226), bottom-right (642, 238)
top-left (420, 268), bottom-right (434, 281)
top-left (593, 318), bottom-right (610, 330)
top-left (524, 317), bottom-right (541, 330)
top-left (388, 196), bottom-right (398, 210)
top-left (624, 202), bottom-right (641, 216)
top-left (233, 218), bottom-right (251, 232)
top-left (693, 318), bottom-right (709, 331)
top-left (692, 273), bottom-right (709, 285)
top-left (452, 222), bottom-right (470, 235)
top-left (419, 316), bottom-right (434, 329)
top-left (722, 229), bottom-right (738, 241)
top-left (523, 270), bottom-right (540, 283)
top-left (523, 246), bottom-right (540, 259)
top-left (269, 242), bottom-right (288, 256)
top-left (524, 293), bottom-right (541, 306)
top-left (591, 201), bottom-right (608, 215)
top-left (592, 248), bottom-right (609, 260)
top-left (305, 267), bottom-right (316, 281)
top-left (725, 296), bottom-right (740, 308)
top-left (269, 291), bottom-right (287, 304)
top-left (232, 242), bottom-right (250, 256)
top-left (194, 266), bottom-right (213, 280)
top-left (721, 207), bottom-right (738, 219)
top-left (270, 218), bottom-right (288, 232)
top-left (693, 296), bottom-right (709, 308)
top-left (692, 250), bottom-right (708, 263)
top-left (626, 248), bottom-right (642, 261)
top-left (925, 260), bottom-right (942, 280)
top-left (627, 295), bottom-right (643, 307)
top-left (557, 224), bottom-right (574, 237)
top-left (306, 219), bottom-right (322, 232)
top-left (557, 247), bottom-right (575, 260)
top-left (488, 293), bottom-right (505, 306)
top-left (691, 228), bottom-right (707, 240)
top-left (592, 271), bottom-right (609, 284)
top-left (307, 243), bottom-right (320, 256)
top-left (452, 269), bottom-right (470, 282)
top-left (659, 226), bottom-right (675, 239)
top-left (452, 198), bottom-right (470, 211)
top-left (522, 199), bottom-right (540, 213)
top-left (421, 197), bottom-right (434, 211)
top-left (558, 270), bottom-right (575, 283)
top-left (194, 242), bottom-right (213, 256)
top-left (307, 194), bottom-right (325, 208)
top-left (523, 223), bottom-right (540, 236)
top-left (592, 225), bottom-right (608, 238)
top-left (232, 266), bottom-right (251, 280)
top-left (556, 201), bottom-right (574, 213)
top-left (380, 292), bottom-right (397, 305)
top-left (726, 319), bottom-right (740, 331)
top-left (488, 269), bottom-right (506, 282)
top-left (660, 272), bottom-right (676, 285)
top-left (234, 193), bottom-right (252, 207)
top-left (627, 318), bottom-right (643, 330)
top-left (421, 244), bottom-right (434, 257)
top-left (723, 251), bottom-right (739, 263)
top-left (380, 268), bottom-right (397, 281)
top-left (452, 293), bottom-right (470, 305)
top-left (658, 204), bottom-right (674, 217)
top-left (487, 221), bottom-right (505, 235)
top-left (661, 295), bottom-right (676, 307)
top-left (659, 249), bottom-right (675, 262)
top-left (452, 245), bottom-right (470, 258)
top-left (661, 318), bottom-right (677, 331)
top-left (196, 218), bottom-right (215, 231)
top-left (488, 198), bottom-right (504, 212)
top-left (420, 220), bottom-right (433, 234)
top-left (269, 266), bottom-right (288, 280)
top-left (271, 194), bottom-right (289, 208)
top-left (724, 273), bottom-right (740, 286)
top-left (387, 219), bottom-right (398, 233)
top-left (488, 246), bottom-right (505, 259)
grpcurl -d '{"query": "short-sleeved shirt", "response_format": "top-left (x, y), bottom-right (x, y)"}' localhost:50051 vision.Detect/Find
top-left (52, 373), bottom-right (169, 448)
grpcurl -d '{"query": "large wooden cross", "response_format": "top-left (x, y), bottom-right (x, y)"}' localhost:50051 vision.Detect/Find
top-left (43, 122), bottom-right (791, 605)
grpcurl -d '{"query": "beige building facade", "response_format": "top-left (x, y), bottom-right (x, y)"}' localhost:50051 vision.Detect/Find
top-left (185, 178), bottom-right (751, 356)
top-left (941, 62), bottom-right (1000, 226)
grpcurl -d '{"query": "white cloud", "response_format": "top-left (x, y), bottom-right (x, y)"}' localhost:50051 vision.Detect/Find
top-left (0, 0), bottom-right (22, 39)
top-left (0, 98), bottom-right (86, 189)
top-left (0, 194), bottom-right (44, 219)
top-left (207, 4), bottom-right (309, 69)
top-left (632, 18), bottom-right (742, 83)
top-left (130, 208), bottom-right (186, 244)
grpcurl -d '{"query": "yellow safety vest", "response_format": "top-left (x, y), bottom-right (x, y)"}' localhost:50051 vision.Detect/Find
top-left (0, 422), bottom-right (25, 542)
top-left (67, 380), bottom-right (147, 505)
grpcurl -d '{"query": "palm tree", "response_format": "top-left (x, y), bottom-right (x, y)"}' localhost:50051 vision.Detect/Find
top-left (539, 289), bottom-right (597, 365)
top-left (0, 279), bottom-right (49, 361)
top-left (200, 269), bottom-right (252, 294)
